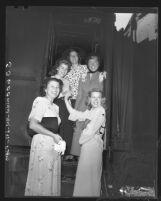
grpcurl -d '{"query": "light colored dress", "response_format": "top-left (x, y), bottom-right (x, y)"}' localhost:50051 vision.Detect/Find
top-left (68, 106), bottom-right (106, 197)
top-left (25, 97), bottom-right (61, 196)
top-left (70, 71), bottom-right (104, 156)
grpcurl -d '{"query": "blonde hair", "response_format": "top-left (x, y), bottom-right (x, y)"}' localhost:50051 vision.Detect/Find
top-left (86, 88), bottom-right (106, 109)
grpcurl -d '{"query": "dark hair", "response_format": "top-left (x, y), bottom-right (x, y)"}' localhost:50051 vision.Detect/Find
top-left (49, 58), bottom-right (71, 76)
top-left (40, 77), bottom-right (63, 97)
top-left (62, 48), bottom-right (82, 64)
top-left (86, 53), bottom-right (101, 65)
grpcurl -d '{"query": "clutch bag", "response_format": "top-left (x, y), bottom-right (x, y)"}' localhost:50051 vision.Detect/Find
top-left (27, 117), bottom-right (59, 137)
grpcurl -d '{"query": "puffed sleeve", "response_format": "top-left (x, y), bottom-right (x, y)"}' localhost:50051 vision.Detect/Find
top-left (28, 97), bottom-right (46, 122)
top-left (64, 72), bottom-right (70, 81)
top-left (79, 107), bottom-right (105, 145)
top-left (68, 109), bottom-right (91, 122)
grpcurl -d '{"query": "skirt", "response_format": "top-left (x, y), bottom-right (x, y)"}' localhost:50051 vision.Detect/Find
top-left (54, 98), bottom-right (75, 155)
top-left (25, 134), bottom-right (61, 196)
top-left (73, 135), bottom-right (103, 197)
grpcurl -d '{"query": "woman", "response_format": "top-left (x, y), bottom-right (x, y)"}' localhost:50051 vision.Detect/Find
top-left (64, 48), bottom-right (88, 160)
top-left (50, 59), bottom-right (71, 98)
top-left (50, 59), bottom-right (73, 158)
top-left (65, 89), bottom-right (106, 197)
top-left (25, 77), bottom-right (65, 196)
top-left (70, 54), bottom-right (106, 158)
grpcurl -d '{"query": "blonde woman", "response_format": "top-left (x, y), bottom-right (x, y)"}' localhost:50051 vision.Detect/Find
top-left (65, 89), bottom-right (106, 197)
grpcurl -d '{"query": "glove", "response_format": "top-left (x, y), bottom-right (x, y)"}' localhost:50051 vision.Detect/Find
top-left (58, 140), bottom-right (66, 155)
top-left (54, 140), bottom-right (66, 155)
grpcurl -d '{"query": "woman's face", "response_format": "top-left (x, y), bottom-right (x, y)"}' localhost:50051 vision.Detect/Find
top-left (57, 63), bottom-right (68, 78)
top-left (45, 80), bottom-right (60, 100)
top-left (88, 57), bottom-right (99, 72)
top-left (89, 91), bottom-right (102, 108)
top-left (69, 51), bottom-right (79, 65)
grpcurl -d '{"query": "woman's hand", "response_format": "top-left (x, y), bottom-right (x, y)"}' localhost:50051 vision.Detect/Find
top-left (62, 90), bottom-right (69, 97)
top-left (54, 134), bottom-right (62, 144)
top-left (65, 91), bottom-right (72, 100)
top-left (99, 71), bottom-right (107, 82)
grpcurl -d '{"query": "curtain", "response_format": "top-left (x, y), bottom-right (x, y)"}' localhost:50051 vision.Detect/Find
top-left (39, 14), bottom-right (55, 92)
top-left (106, 29), bottom-right (135, 190)
top-left (108, 31), bottom-right (157, 190)
top-left (111, 29), bottom-right (135, 151)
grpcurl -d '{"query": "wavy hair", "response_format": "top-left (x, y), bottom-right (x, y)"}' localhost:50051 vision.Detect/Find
top-left (40, 77), bottom-right (63, 97)
top-left (49, 58), bottom-right (71, 77)
top-left (62, 48), bottom-right (82, 64)
top-left (86, 88), bottom-right (106, 110)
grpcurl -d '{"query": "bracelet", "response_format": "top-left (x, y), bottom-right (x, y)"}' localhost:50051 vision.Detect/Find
top-left (101, 125), bottom-right (106, 128)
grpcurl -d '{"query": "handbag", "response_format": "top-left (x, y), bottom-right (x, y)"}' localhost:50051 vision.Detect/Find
top-left (27, 117), bottom-right (59, 137)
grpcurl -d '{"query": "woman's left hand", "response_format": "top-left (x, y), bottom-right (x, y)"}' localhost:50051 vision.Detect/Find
top-left (99, 71), bottom-right (107, 82)
top-left (65, 91), bottom-right (72, 99)
top-left (54, 134), bottom-right (62, 144)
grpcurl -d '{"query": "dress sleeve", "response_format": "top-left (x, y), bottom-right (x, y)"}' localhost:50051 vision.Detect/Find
top-left (64, 72), bottom-right (70, 81)
top-left (28, 97), bottom-right (46, 122)
top-left (68, 109), bottom-right (90, 122)
top-left (79, 107), bottom-right (105, 145)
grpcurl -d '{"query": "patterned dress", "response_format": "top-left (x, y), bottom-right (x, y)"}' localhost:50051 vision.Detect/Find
top-left (65, 64), bottom-right (88, 100)
top-left (70, 71), bottom-right (104, 156)
top-left (59, 64), bottom-right (88, 154)
top-left (25, 97), bottom-right (61, 196)
top-left (68, 106), bottom-right (106, 197)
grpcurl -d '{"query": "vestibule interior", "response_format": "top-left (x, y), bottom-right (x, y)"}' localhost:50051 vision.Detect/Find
top-left (5, 6), bottom-right (158, 197)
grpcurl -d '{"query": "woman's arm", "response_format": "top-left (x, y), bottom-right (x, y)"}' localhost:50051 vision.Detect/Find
top-left (29, 118), bottom-right (62, 143)
top-left (64, 92), bottom-right (75, 114)
top-left (64, 93), bottom-right (90, 121)
top-left (79, 108), bottom-right (105, 145)
top-left (28, 97), bottom-right (62, 143)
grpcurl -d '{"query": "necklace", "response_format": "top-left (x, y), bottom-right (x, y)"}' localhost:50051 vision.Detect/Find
top-left (45, 96), bottom-right (53, 104)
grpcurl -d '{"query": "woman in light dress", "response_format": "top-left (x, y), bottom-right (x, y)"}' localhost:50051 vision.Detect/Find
top-left (63, 48), bottom-right (88, 160)
top-left (71, 54), bottom-right (106, 158)
top-left (25, 77), bottom-right (65, 196)
top-left (65, 88), bottom-right (106, 197)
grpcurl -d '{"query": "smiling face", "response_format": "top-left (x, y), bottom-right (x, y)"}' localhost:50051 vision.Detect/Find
top-left (57, 63), bottom-right (69, 78)
top-left (88, 56), bottom-right (99, 72)
top-left (45, 80), bottom-right (60, 100)
top-left (69, 51), bottom-right (79, 65)
top-left (89, 91), bottom-right (102, 108)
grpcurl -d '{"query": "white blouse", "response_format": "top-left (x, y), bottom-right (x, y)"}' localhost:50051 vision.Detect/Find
top-left (28, 97), bottom-right (61, 125)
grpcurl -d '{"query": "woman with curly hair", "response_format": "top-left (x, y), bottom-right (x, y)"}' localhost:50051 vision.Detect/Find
top-left (50, 59), bottom-right (74, 158)
top-left (70, 54), bottom-right (106, 159)
top-left (25, 77), bottom-right (64, 196)
top-left (63, 48), bottom-right (88, 160)
top-left (65, 88), bottom-right (106, 197)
